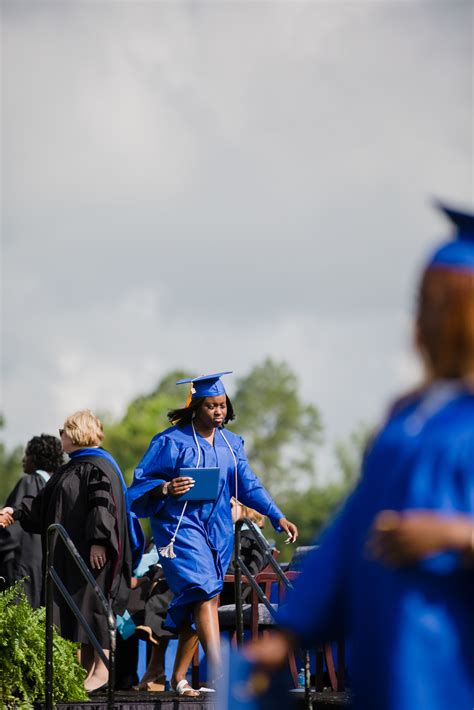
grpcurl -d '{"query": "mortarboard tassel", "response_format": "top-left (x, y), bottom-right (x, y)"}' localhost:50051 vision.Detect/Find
top-left (184, 383), bottom-right (194, 408)
top-left (158, 539), bottom-right (177, 559)
top-left (158, 500), bottom-right (188, 559)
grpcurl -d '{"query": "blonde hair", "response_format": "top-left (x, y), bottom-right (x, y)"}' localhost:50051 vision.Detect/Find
top-left (63, 409), bottom-right (104, 447)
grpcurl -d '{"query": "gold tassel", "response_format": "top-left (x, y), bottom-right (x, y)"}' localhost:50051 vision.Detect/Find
top-left (184, 383), bottom-right (194, 408)
top-left (171, 383), bottom-right (195, 425)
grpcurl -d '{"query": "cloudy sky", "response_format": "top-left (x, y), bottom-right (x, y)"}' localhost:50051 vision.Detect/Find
top-left (1, 0), bottom-right (472, 478)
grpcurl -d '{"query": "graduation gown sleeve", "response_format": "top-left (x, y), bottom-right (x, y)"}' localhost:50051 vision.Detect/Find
top-left (85, 465), bottom-right (120, 550)
top-left (0, 474), bottom-right (46, 605)
top-left (127, 434), bottom-right (182, 518)
top-left (234, 437), bottom-right (284, 530)
top-left (276, 481), bottom-right (365, 646)
top-left (13, 479), bottom-right (49, 533)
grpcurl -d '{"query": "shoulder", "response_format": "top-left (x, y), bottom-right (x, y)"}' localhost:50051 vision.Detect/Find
top-left (6, 474), bottom-right (34, 502)
top-left (66, 457), bottom-right (112, 482)
top-left (371, 387), bottom-right (474, 459)
top-left (149, 425), bottom-right (193, 450)
top-left (219, 428), bottom-right (243, 448)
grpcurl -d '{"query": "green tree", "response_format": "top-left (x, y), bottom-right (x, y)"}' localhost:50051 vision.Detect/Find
top-left (230, 358), bottom-right (323, 494)
top-left (334, 423), bottom-right (371, 489)
top-left (278, 483), bottom-right (348, 551)
top-left (103, 370), bottom-right (187, 484)
top-left (276, 424), bottom-right (371, 559)
top-left (0, 416), bottom-right (23, 505)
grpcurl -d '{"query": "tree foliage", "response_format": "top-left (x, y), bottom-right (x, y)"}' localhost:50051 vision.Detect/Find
top-left (0, 415), bottom-right (23, 505)
top-left (229, 358), bottom-right (323, 493)
top-left (275, 423), bottom-right (370, 559)
top-left (103, 370), bottom-right (187, 484)
top-left (0, 581), bottom-right (87, 707)
top-left (1, 363), bottom-right (370, 561)
top-left (104, 360), bottom-right (324, 494)
top-left (334, 423), bottom-right (371, 489)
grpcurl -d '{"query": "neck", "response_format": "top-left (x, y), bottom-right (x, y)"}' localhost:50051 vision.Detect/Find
top-left (68, 445), bottom-right (99, 454)
top-left (193, 421), bottom-right (215, 439)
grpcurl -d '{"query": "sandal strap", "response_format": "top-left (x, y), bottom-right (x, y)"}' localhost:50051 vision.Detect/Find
top-left (175, 679), bottom-right (198, 696)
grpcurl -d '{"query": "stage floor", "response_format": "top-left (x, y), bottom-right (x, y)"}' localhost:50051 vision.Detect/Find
top-left (37, 689), bottom-right (350, 710)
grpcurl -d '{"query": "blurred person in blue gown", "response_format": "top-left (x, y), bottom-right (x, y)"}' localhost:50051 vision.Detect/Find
top-left (247, 202), bottom-right (474, 710)
top-left (127, 372), bottom-right (298, 697)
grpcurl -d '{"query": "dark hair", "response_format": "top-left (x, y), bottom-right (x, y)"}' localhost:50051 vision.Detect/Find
top-left (417, 267), bottom-right (474, 378)
top-left (167, 396), bottom-right (235, 427)
top-left (25, 434), bottom-right (64, 473)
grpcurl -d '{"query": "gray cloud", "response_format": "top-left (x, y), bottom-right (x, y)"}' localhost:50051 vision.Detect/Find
top-left (1, 0), bottom-right (472, 477)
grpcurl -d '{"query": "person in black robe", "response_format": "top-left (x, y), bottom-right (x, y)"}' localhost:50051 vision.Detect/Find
top-left (2, 410), bottom-right (132, 693)
top-left (0, 434), bottom-right (64, 606)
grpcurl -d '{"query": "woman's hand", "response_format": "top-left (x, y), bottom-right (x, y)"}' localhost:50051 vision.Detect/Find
top-left (366, 509), bottom-right (472, 567)
top-left (167, 476), bottom-right (195, 497)
top-left (0, 507), bottom-right (14, 528)
top-left (245, 630), bottom-right (295, 670)
top-left (90, 544), bottom-right (107, 570)
top-left (279, 518), bottom-right (298, 544)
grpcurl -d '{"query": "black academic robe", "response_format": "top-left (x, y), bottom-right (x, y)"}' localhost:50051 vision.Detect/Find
top-left (14, 453), bottom-right (132, 648)
top-left (0, 471), bottom-right (47, 607)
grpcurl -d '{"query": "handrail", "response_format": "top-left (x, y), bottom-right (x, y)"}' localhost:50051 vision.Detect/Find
top-left (232, 518), bottom-right (313, 710)
top-left (45, 523), bottom-right (116, 710)
top-left (233, 517), bottom-right (293, 646)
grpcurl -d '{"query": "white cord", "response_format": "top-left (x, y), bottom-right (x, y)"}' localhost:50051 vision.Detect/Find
top-left (158, 422), bottom-right (202, 558)
top-left (219, 428), bottom-right (238, 504)
top-left (159, 424), bottom-right (239, 559)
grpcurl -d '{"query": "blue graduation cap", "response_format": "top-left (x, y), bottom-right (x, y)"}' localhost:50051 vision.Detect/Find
top-left (428, 201), bottom-right (474, 271)
top-left (176, 371), bottom-right (233, 399)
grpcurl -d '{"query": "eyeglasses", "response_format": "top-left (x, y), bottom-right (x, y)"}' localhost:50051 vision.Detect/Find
top-left (58, 429), bottom-right (64, 437)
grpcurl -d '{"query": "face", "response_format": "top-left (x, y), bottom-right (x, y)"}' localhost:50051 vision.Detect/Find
top-left (196, 395), bottom-right (227, 430)
top-left (22, 453), bottom-right (36, 474)
top-left (59, 428), bottom-right (76, 454)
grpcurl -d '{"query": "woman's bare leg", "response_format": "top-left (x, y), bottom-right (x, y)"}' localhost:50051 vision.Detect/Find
top-left (84, 649), bottom-right (109, 691)
top-left (78, 643), bottom-right (95, 682)
top-left (170, 625), bottom-right (199, 695)
top-left (194, 596), bottom-right (221, 676)
top-left (139, 640), bottom-right (168, 688)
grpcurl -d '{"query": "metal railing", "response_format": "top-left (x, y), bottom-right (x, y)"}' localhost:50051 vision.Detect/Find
top-left (233, 517), bottom-right (293, 646)
top-left (232, 518), bottom-right (313, 709)
top-left (45, 523), bottom-right (116, 710)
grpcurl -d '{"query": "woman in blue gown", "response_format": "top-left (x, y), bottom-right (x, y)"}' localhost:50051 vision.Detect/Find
top-left (127, 372), bottom-right (298, 696)
top-left (247, 202), bottom-right (474, 710)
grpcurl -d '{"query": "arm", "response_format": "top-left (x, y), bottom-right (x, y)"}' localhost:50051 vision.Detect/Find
top-left (127, 435), bottom-right (183, 517)
top-left (86, 465), bottom-right (120, 570)
top-left (367, 510), bottom-right (474, 567)
top-left (246, 488), bottom-right (364, 669)
top-left (234, 438), bottom-right (298, 540)
top-left (11, 482), bottom-right (48, 534)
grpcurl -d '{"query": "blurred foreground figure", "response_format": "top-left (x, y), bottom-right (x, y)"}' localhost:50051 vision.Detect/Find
top-left (247, 202), bottom-right (474, 710)
top-left (0, 434), bottom-right (63, 606)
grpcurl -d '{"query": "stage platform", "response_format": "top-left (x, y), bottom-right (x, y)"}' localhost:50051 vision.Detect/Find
top-left (37, 689), bottom-right (351, 710)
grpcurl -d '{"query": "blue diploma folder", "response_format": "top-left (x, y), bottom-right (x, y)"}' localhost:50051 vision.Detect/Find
top-left (177, 467), bottom-right (220, 501)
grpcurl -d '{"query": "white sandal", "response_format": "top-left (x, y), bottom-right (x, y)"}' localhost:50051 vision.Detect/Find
top-left (173, 679), bottom-right (200, 697)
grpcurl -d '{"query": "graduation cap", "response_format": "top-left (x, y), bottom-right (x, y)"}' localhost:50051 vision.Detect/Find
top-left (428, 201), bottom-right (474, 271)
top-left (176, 371), bottom-right (233, 399)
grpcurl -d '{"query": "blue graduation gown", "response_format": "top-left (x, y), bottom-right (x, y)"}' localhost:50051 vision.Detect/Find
top-left (127, 424), bottom-right (284, 631)
top-left (278, 383), bottom-right (474, 710)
